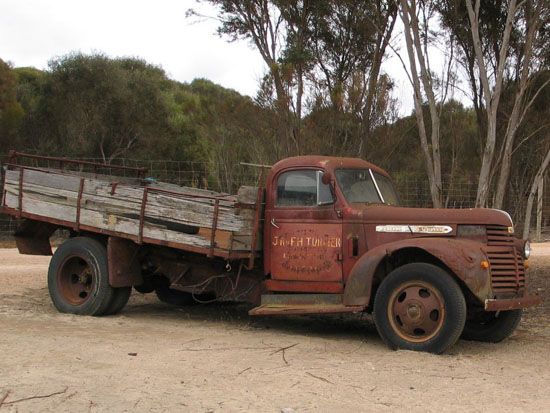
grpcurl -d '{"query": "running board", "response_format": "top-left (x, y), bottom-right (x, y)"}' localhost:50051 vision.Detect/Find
top-left (249, 293), bottom-right (364, 315)
top-left (249, 304), bottom-right (364, 316)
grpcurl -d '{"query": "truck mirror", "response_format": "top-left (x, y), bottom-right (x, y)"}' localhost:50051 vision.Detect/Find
top-left (321, 171), bottom-right (332, 185)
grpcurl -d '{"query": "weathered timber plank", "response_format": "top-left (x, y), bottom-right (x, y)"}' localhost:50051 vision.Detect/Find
top-left (5, 169), bottom-right (236, 208)
top-left (237, 186), bottom-right (260, 205)
top-left (4, 192), bottom-right (231, 249)
top-left (5, 183), bottom-right (248, 234)
top-left (5, 175), bottom-right (251, 232)
top-left (197, 228), bottom-right (233, 250)
top-left (5, 181), bottom-right (247, 231)
top-left (232, 234), bottom-right (263, 251)
top-left (6, 168), bottom-right (82, 192)
top-left (5, 167), bottom-right (259, 250)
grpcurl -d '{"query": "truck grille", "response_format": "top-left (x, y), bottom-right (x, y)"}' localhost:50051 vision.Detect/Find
top-left (486, 225), bottom-right (514, 246)
top-left (486, 226), bottom-right (525, 296)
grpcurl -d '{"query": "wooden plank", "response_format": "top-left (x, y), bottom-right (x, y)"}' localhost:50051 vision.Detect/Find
top-left (6, 168), bottom-right (82, 192)
top-left (237, 186), bottom-right (260, 205)
top-left (198, 228), bottom-right (233, 250)
top-left (232, 234), bottom-right (263, 251)
top-left (5, 172), bottom-right (251, 232)
top-left (6, 169), bottom-right (236, 207)
top-left (5, 167), bottom-right (260, 251)
top-left (5, 191), bottom-right (218, 248)
top-left (5, 181), bottom-right (247, 232)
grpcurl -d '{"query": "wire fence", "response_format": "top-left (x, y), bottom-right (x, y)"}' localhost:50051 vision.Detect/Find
top-left (1, 157), bottom-right (549, 239)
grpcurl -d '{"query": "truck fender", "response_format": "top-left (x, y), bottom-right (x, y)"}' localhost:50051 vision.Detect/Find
top-left (343, 238), bottom-right (491, 307)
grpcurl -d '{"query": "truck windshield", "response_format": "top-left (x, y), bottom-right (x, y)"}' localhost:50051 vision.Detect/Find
top-left (335, 169), bottom-right (399, 205)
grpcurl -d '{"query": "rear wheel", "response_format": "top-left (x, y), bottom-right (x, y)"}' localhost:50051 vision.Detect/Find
top-left (373, 263), bottom-right (466, 354)
top-left (461, 309), bottom-right (522, 342)
top-left (104, 287), bottom-right (132, 315)
top-left (48, 237), bottom-right (114, 316)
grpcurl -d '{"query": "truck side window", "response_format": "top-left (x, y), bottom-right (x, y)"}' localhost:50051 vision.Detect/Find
top-left (276, 170), bottom-right (333, 207)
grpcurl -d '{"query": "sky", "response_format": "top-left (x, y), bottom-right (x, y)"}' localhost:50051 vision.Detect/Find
top-left (0, 0), bottom-right (454, 116)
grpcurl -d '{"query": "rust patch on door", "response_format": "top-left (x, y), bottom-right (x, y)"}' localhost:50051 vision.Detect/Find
top-left (271, 224), bottom-right (342, 281)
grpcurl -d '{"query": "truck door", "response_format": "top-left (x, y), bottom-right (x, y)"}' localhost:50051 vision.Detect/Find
top-left (267, 169), bottom-right (343, 282)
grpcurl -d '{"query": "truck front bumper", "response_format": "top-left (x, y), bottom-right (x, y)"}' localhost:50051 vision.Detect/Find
top-left (484, 295), bottom-right (541, 311)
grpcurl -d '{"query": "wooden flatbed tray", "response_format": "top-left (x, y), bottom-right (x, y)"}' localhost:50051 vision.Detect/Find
top-left (1, 163), bottom-right (262, 257)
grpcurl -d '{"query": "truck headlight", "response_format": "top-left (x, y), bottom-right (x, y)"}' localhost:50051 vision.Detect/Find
top-left (524, 240), bottom-right (531, 259)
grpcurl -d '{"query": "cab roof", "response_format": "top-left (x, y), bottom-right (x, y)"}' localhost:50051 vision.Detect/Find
top-left (270, 155), bottom-right (390, 178)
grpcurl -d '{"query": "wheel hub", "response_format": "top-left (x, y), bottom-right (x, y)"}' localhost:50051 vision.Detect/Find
top-left (57, 255), bottom-right (95, 306)
top-left (406, 302), bottom-right (422, 320)
top-left (388, 281), bottom-right (446, 343)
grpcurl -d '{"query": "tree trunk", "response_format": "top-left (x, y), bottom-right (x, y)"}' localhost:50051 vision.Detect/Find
top-left (359, 4), bottom-right (397, 158)
top-left (536, 175), bottom-right (543, 242)
top-left (399, 0), bottom-right (442, 208)
top-left (466, 0), bottom-right (518, 207)
top-left (523, 149), bottom-right (550, 240)
top-left (493, 4), bottom-right (541, 209)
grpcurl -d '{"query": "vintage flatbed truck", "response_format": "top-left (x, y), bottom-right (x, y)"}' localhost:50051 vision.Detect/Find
top-left (0, 151), bottom-right (541, 353)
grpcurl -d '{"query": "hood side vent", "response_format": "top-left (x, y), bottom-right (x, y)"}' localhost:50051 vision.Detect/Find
top-left (486, 225), bottom-right (514, 246)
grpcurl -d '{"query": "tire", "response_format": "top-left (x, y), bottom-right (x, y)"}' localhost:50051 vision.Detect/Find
top-left (373, 263), bottom-right (467, 354)
top-left (155, 287), bottom-right (195, 306)
top-left (461, 309), bottom-right (522, 342)
top-left (48, 237), bottom-right (115, 316)
top-left (104, 287), bottom-right (132, 316)
top-left (134, 280), bottom-right (155, 294)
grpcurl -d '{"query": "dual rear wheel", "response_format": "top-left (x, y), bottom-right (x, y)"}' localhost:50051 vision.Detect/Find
top-left (48, 237), bottom-right (131, 316)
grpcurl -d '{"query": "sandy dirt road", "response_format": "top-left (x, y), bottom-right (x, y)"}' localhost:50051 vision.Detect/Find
top-left (0, 246), bottom-right (548, 412)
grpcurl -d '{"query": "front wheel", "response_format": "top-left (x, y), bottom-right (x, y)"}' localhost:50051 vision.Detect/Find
top-left (373, 263), bottom-right (467, 354)
top-left (461, 309), bottom-right (522, 342)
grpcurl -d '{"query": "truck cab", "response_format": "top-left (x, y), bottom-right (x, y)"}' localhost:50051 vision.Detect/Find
top-left (256, 156), bottom-right (540, 353)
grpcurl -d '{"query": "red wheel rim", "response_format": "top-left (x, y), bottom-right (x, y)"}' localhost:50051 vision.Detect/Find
top-left (56, 255), bottom-right (95, 306)
top-left (387, 281), bottom-right (446, 343)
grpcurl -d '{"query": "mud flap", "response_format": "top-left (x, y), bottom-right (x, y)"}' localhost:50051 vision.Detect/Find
top-left (14, 220), bottom-right (57, 255)
top-left (107, 237), bottom-right (143, 287)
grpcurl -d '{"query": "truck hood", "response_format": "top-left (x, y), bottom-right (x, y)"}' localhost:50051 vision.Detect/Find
top-left (347, 205), bottom-right (513, 227)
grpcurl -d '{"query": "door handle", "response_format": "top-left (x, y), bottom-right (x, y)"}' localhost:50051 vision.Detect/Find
top-left (270, 218), bottom-right (280, 229)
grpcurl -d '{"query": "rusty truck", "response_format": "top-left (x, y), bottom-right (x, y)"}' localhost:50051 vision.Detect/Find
top-left (0, 152), bottom-right (541, 353)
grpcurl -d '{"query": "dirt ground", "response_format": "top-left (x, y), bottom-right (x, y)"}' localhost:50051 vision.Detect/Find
top-left (0, 245), bottom-right (548, 412)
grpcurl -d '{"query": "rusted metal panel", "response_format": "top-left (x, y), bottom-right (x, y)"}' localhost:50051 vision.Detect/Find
top-left (107, 237), bottom-right (143, 288)
top-left (343, 205), bottom-right (512, 228)
top-left (246, 181), bottom-right (265, 270)
top-left (343, 237), bottom-right (492, 307)
top-left (269, 156), bottom-right (391, 181)
top-left (208, 199), bottom-right (220, 258)
top-left (342, 222), bottom-right (366, 282)
top-left (13, 220), bottom-right (57, 255)
top-left (269, 222), bottom-right (343, 282)
top-left (264, 279), bottom-right (343, 293)
top-left (261, 293), bottom-right (342, 306)
top-left (484, 295), bottom-right (541, 311)
top-left (74, 177), bottom-right (85, 232)
top-left (138, 187), bottom-right (149, 245)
